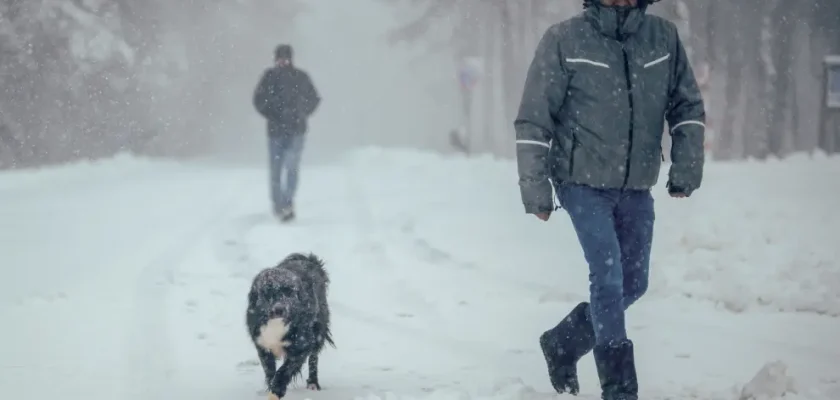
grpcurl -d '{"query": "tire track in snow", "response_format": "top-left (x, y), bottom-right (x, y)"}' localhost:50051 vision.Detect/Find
top-left (127, 189), bottom-right (247, 398)
top-left (214, 211), bottom-right (270, 279)
top-left (330, 300), bottom-right (518, 365)
top-left (339, 169), bottom-right (578, 312)
top-left (340, 176), bottom-right (448, 318)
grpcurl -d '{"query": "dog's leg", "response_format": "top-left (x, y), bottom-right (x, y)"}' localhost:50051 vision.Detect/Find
top-left (306, 353), bottom-right (321, 390)
top-left (268, 353), bottom-right (306, 400)
top-left (256, 347), bottom-right (277, 389)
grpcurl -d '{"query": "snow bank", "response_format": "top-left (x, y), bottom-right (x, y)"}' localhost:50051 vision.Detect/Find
top-left (0, 152), bottom-right (206, 192)
top-left (739, 361), bottom-right (798, 400)
top-left (727, 361), bottom-right (839, 400)
top-left (650, 153), bottom-right (840, 316)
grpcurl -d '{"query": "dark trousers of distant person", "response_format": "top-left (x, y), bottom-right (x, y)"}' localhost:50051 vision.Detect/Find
top-left (268, 133), bottom-right (305, 215)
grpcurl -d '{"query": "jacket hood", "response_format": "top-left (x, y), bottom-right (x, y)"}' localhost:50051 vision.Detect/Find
top-left (584, 2), bottom-right (648, 40)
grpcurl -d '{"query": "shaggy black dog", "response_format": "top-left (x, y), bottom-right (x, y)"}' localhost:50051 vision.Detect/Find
top-left (246, 252), bottom-right (334, 400)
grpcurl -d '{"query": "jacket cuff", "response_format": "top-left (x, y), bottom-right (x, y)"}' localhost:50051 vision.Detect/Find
top-left (666, 180), bottom-right (696, 196)
top-left (523, 202), bottom-right (554, 214)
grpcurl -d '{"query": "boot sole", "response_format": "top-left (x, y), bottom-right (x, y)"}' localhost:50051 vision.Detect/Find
top-left (540, 332), bottom-right (580, 395)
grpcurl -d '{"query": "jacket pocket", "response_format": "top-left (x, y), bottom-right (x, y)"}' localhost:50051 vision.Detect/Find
top-left (638, 53), bottom-right (672, 102)
top-left (642, 53), bottom-right (670, 69)
top-left (568, 130), bottom-right (578, 178)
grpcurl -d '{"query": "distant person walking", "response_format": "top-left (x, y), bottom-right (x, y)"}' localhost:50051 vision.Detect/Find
top-left (253, 44), bottom-right (321, 222)
top-left (514, 0), bottom-right (705, 399)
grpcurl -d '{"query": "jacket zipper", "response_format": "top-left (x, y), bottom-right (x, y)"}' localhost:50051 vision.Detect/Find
top-left (620, 41), bottom-right (634, 188)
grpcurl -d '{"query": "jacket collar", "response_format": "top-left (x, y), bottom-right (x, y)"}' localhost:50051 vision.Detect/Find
top-left (584, 4), bottom-right (647, 40)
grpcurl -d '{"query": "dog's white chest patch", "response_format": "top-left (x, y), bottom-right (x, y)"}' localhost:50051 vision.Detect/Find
top-left (256, 318), bottom-right (290, 358)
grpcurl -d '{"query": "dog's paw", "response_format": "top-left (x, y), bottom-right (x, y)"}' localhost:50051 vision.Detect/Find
top-left (267, 392), bottom-right (283, 400)
top-left (306, 378), bottom-right (321, 390)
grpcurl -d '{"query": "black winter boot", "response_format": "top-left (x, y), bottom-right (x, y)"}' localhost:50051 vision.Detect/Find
top-left (593, 340), bottom-right (638, 400)
top-left (539, 302), bottom-right (596, 394)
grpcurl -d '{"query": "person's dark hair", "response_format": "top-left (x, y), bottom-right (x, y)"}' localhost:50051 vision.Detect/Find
top-left (274, 44), bottom-right (293, 61)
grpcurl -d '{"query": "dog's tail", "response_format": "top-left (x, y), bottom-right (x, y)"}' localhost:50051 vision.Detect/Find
top-left (324, 326), bottom-right (336, 348)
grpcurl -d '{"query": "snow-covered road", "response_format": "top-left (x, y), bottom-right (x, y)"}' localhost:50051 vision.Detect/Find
top-left (1, 150), bottom-right (838, 400)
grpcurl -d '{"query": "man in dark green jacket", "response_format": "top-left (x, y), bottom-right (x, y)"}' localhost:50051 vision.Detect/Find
top-left (514, 0), bottom-right (705, 398)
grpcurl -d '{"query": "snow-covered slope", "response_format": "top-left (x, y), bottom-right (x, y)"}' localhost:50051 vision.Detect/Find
top-left (0, 149), bottom-right (838, 400)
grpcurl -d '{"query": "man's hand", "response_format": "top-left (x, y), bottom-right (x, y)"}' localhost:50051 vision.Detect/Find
top-left (535, 212), bottom-right (551, 221)
top-left (670, 192), bottom-right (687, 198)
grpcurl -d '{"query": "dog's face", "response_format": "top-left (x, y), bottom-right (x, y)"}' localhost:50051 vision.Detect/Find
top-left (254, 269), bottom-right (304, 321)
top-left (258, 287), bottom-right (295, 320)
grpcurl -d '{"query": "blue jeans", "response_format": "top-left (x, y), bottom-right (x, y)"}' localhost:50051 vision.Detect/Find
top-left (557, 183), bottom-right (654, 346)
top-left (268, 134), bottom-right (305, 212)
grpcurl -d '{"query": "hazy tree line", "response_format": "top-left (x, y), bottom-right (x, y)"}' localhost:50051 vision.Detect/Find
top-left (2, 1), bottom-right (838, 169)
top-left (0, 0), bottom-right (302, 169)
top-left (385, 0), bottom-right (840, 160)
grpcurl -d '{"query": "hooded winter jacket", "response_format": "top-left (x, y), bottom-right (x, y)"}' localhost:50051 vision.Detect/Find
top-left (254, 64), bottom-right (320, 136)
top-left (514, 4), bottom-right (706, 214)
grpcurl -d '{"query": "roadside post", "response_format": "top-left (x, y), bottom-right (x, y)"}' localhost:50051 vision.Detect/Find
top-left (457, 56), bottom-right (483, 153)
top-left (818, 55), bottom-right (840, 154)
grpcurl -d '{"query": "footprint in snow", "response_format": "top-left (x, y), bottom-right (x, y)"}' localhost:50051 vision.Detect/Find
top-left (236, 359), bottom-right (260, 372)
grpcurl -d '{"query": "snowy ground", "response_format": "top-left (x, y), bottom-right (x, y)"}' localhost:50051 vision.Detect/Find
top-left (0, 149), bottom-right (838, 400)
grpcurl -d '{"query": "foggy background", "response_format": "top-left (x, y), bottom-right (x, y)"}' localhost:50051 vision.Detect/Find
top-left (1, 2), bottom-right (839, 398)
top-left (1, 0), bottom-right (839, 168)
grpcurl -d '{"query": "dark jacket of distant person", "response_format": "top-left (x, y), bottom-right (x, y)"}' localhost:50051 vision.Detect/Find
top-left (253, 45), bottom-right (321, 136)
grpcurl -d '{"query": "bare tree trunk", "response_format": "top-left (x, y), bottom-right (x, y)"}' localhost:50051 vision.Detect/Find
top-left (810, 0), bottom-right (840, 154)
top-left (482, 4), bottom-right (499, 154)
top-left (766, 0), bottom-right (795, 157)
top-left (532, 0), bottom-right (547, 44)
top-left (741, 0), bottom-right (769, 160)
top-left (716, 2), bottom-right (743, 160)
top-left (498, 0), bottom-right (518, 158)
top-left (518, 1), bottom-right (530, 63)
top-left (790, 82), bottom-right (801, 152)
